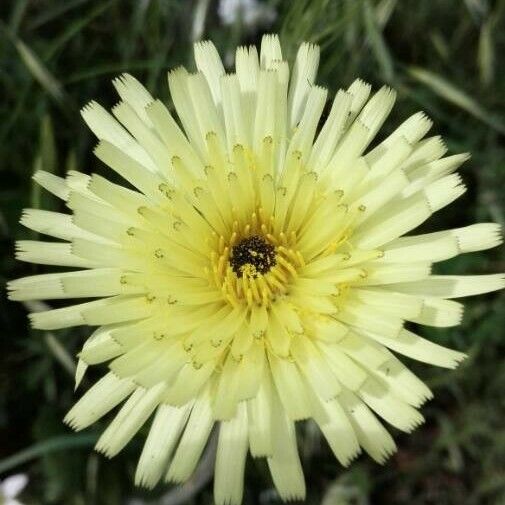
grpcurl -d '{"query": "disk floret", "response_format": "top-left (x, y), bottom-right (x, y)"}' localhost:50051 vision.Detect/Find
top-left (207, 198), bottom-right (307, 307)
top-left (230, 235), bottom-right (276, 277)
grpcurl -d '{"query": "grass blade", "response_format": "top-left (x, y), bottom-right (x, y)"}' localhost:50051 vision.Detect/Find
top-left (31, 115), bottom-right (58, 216)
top-left (11, 35), bottom-right (69, 109)
top-left (45, 333), bottom-right (76, 377)
top-left (478, 18), bottom-right (494, 87)
top-left (363, 0), bottom-right (394, 82)
top-left (0, 435), bottom-right (98, 475)
top-left (408, 66), bottom-right (505, 135)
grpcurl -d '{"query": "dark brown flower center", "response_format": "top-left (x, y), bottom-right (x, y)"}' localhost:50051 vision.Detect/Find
top-left (230, 235), bottom-right (276, 277)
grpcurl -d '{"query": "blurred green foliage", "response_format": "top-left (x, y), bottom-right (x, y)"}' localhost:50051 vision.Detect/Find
top-left (1, 0), bottom-right (504, 504)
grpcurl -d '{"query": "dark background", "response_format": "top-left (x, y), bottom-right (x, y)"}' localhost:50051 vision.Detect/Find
top-left (0, 0), bottom-right (504, 503)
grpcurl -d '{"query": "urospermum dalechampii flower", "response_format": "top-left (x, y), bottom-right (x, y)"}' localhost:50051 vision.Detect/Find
top-left (9, 34), bottom-right (504, 504)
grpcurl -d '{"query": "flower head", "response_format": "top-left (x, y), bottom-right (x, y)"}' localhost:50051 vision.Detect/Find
top-left (9, 35), bottom-right (504, 504)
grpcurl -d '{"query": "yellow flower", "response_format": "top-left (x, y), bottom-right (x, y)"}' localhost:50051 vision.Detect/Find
top-left (9, 35), bottom-right (504, 504)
